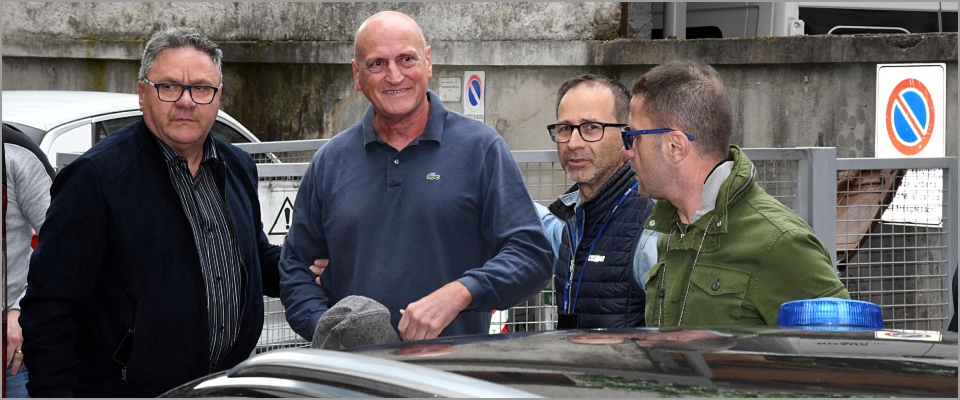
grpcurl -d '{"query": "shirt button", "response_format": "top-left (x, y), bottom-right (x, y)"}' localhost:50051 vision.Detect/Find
top-left (393, 159), bottom-right (400, 164)
top-left (658, 289), bottom-right (665, 298)
top-left (712, 280), bottom-right (721, 291)
top-left (220, 325), bottom-right (225, 331)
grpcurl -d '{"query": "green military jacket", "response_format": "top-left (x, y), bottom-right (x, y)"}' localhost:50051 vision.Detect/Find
top-left (644, 145), bottom-right (849, 327)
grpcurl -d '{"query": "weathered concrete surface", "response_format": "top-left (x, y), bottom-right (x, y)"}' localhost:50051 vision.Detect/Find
top-left (627, 2), bottom-right (654, 39)
top-left (2, 1), bottom-right (956, 157)
top-left (1, 2), bottom-right (622, 41)
top-left (603, 33), bottom-right (958, 65)
top-left (7, 33), bottom-right (954, 67)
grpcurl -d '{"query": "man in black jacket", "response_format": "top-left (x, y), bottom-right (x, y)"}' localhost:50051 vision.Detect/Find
top-left (535, 75), bottom-right (657, 329)
top-left (20, 27), bottom-right (280, 397)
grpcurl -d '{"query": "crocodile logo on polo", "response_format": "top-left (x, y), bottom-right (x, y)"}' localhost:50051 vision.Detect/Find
top-left (426, 172), bottom-right (440, 181)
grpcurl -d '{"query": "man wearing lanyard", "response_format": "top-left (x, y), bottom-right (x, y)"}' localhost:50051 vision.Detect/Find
top-left (536, 74), bottom-right (657, 329)
top-left (622, 60), bottom-right (849, 326)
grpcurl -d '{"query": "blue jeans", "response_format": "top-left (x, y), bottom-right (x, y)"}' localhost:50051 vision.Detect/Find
top-left (5, 364), bottom-right (30, 398)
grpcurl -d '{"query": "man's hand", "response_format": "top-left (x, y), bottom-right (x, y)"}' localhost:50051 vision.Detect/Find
top-left (5, 309), bottom-right (25, 374)
top-left (398, 281), bottom-right (473, 341)
top-left (309, 259), bottom-right (328, 286)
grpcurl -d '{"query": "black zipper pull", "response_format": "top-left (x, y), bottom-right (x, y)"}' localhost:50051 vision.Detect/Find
top-left (121, 366), bottom-right (127, 381)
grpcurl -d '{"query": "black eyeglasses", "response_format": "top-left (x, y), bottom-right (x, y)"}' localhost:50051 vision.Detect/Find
top-left (620, 127), bottom-right (694, 150)
top-left (546, 122), bottom-right (628, 143)
top-left (141, 77), bottom-right (220, 105)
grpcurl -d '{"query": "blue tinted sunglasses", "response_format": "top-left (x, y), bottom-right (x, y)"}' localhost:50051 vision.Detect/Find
top-left (620, 127), bottom-right (694, 150)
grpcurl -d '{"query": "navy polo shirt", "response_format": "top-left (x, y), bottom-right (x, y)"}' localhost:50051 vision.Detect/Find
top-left (279, 91), bottom-right (552, 340)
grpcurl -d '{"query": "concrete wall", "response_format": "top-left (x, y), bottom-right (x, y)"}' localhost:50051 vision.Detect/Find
top-left (1, 2), bottom-right (623, 41)
top-left (3, 2), bottom-right (957, 157)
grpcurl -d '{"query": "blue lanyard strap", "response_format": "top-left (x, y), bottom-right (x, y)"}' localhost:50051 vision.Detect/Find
top-left (562, 181), bottom-right (639, 314)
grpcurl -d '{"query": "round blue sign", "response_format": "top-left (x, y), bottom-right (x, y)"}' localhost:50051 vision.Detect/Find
top-left (891, 89), bottom-right (927, 145)
top-left (467, 75), bottom-right (482, 108)
top-left (885, 78), bottom-right (935, 156)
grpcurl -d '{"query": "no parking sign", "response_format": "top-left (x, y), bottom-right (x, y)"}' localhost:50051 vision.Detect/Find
top-left (875, 64), bottom-right (946, 226)
top-left (463, 71), bottom-right (485, 122)
top-left (875, 64), bottom-right (945, 158)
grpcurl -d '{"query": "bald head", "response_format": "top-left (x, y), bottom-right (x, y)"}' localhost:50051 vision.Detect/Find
top-left (354, 11), bottom-right (427, 59)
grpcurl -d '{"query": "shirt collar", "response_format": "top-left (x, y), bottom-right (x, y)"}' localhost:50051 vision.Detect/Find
top-left (559, 190), bottom-right (582, 209)
top-left (361, 90), bottom-right (446, 147)
top-left (691, 159), bottom-right (734, 223)
top-left (154, 134), bottom-right (218, 165)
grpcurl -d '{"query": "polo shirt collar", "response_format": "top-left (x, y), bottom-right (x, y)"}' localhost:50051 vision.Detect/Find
top-left (361, 90), bottom-right (446, 146)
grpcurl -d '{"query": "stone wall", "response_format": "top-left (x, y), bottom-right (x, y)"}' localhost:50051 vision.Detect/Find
top-left (1, 2), bottom-right (623, 41)
top-left (2, 2), bottom-right (957, 156)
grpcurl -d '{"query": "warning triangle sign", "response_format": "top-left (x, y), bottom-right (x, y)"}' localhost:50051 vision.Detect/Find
top-left (269, 197), bottom-right (295, 235)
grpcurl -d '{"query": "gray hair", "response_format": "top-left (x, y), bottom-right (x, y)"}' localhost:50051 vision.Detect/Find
top-left (631, 60), bottom-right (732, 161)
top-left (138, 27), bottom-right (223, 83)
top-left (556, 74), bottom-right (630, 124)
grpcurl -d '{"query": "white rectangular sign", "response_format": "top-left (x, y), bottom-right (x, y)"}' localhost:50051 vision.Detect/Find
top-left (462, 71), bottom-right (485, 122)
top-left (259, 180), bottom-right (300, 245)
top-left (875, 64), bottom-right (945, 226)
top-left (875, 63), bottom-right (945, 158)
top-left (439, 77), bottom-right (461, 102)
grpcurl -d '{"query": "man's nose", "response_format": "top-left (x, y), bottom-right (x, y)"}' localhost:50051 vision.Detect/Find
top-left (621, 141), bottom-right (635, 158)
top-left (566, 127), bottom-right (588, 149)
top-left (175, 87), bottom-right (196, 107)
top-left (385, 62), bottom-right (404, 85)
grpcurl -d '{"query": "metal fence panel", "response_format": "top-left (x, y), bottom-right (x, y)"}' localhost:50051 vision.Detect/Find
top-left (834, 157), bottom-right (956, 331)
top-left (240, 141), bottom-right (957, 350)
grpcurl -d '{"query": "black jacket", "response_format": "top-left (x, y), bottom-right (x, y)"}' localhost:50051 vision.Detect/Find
top-left (21, 120), bottom-right (281, 397)
top-left (550, 163), bottom-right (654, 328)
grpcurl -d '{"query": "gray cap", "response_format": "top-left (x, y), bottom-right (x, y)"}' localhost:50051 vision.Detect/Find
top-left (312, 295), bottom-right (400, 350)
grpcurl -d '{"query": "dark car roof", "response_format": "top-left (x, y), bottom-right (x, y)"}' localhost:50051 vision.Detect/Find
top-left (349, 327), bottom-right (958, 398)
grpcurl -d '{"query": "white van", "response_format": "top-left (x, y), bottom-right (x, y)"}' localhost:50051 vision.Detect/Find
top-left (650, 2), bottom-right (958, 39)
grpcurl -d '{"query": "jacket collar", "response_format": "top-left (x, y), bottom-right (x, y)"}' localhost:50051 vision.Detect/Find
top-left (549, 162), bottom-right (636, 219)
top-left (645, 145), bottom-right (755, 235)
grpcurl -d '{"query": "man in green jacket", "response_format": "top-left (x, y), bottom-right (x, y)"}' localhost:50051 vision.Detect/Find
top-left (621, 60), bottom-right (850, 327)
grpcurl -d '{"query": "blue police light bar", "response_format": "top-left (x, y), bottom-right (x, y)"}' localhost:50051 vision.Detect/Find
top-left (778, 298), bottom-right (884, 331)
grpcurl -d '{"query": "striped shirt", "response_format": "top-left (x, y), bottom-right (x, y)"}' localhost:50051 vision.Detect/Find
top-left (155, 135), bottom-right (245, 371)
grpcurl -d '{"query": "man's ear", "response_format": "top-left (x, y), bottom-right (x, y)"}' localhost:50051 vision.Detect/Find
top-left (424, 46), bottom-right (433, 78)
top-left (664, 130), bottom-right (693, 164)
top-left (137, 81), bottom-right (145, 111)
top-left (351, 59), bottom-right (362, 92)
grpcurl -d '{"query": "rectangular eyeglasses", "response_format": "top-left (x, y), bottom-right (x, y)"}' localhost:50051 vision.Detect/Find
top-left (547, 122), bottom-right (627, 143)
top-left (141, 77), bottom-right (220, 105)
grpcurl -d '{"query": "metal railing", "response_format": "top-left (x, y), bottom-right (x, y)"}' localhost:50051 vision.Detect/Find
top-left (834, 157), bottom-right (957, 330)
top-left (235, 141), bottom-right (957, 350)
